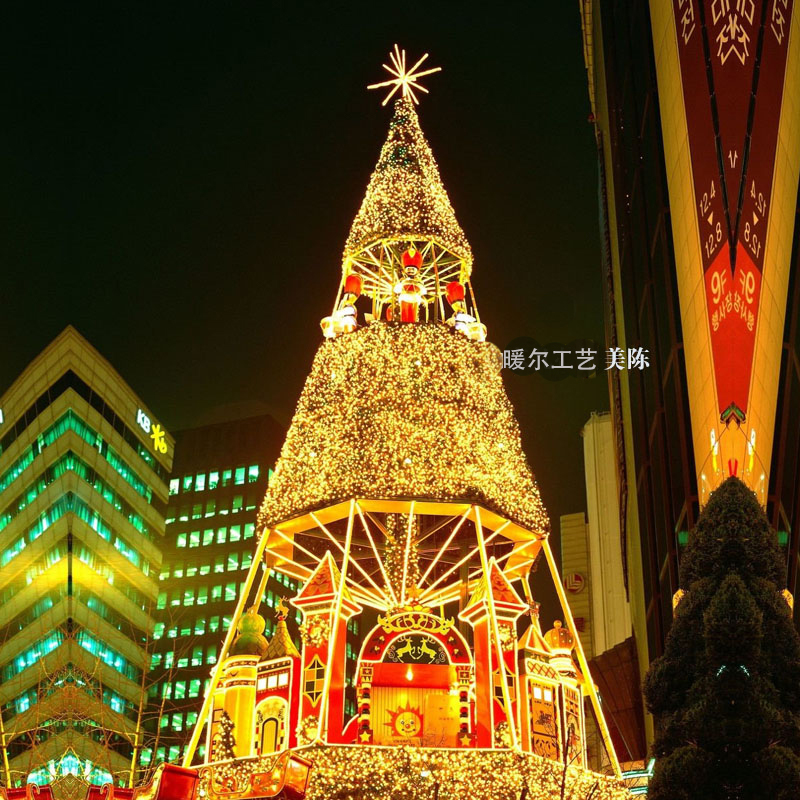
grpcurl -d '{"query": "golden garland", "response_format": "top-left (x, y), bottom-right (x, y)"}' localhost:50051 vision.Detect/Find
top-left (299, 616), bottom-right (331, 648)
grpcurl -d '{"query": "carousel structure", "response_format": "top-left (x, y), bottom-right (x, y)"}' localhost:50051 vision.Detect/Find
top-left (158, 47), bottom-right (630, 800)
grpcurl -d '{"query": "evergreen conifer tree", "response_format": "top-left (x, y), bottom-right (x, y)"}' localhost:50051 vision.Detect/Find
top-left (643, 477), bottom-right (800, 799)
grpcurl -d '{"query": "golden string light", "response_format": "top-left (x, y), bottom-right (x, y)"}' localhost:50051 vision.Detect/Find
top-left (343, 96), bottom-right (472, 268)
top-left (258, 323), bottom-right (549, 534)
top-left (207, 747), bottom-right (630, 800)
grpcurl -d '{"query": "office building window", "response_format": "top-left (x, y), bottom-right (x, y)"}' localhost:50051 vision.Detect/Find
top-left (195, 473), bottom-right (206, 492)
top-left (169, 479), bottom-right (179, 496)
top-left (192, 504), bottom-right (202, 520)
top-left (235, 467), bottom-right (245, 485)
top-left (197, 586), bottom-right (208, 605)
top-left (225, 583), bottom-right (236, 601)
top-left (212, 585), bottom-right (222, 602)
top-left (177, 534), bottom-right (187, 548)
top-left (183, 476), bottom-right (193, 492)
top-left (227, 553), bottom-right (238, 571)
top-left (191, 646), bottom-right (203, 667)
top-left (156, 592), bottom-right (167, 610)
top-left (200, 564), bottom-right (210, 576)
top-left (248, 465), bottom-right (259, 483)
top-left (194, 618), bottom-right (205, 635)
top-left (216, 528), bottom-right (227, 544)
top-left (189, 679), bottom-right (201, 698)
top-left (230, 525), bottom-right (241, 542)
top-left (209, 471), bottom-right (219, 490)
top-left (244, 523), bottom-right (255, 540)
top-left (189, 531), bottom-right (200, 548)
top-left (205, 500), bottom-right (216, 518)
top-left (232, 496), bottom-right (243, 514)
top-left (222, 469), bottom-right (232, 487)
top-left (209, 616), bottom-right (220, 633)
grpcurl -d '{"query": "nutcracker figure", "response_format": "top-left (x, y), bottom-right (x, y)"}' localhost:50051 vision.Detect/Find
top-left (394, 247), bottom-right (427, 322)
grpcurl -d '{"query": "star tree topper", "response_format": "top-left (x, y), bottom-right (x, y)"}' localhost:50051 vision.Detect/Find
top-left (367, 44), bottom-right (441, 105)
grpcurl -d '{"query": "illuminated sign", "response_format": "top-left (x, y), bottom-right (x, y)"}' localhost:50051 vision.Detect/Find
top-left (136, 408), bottom-right (168, 455)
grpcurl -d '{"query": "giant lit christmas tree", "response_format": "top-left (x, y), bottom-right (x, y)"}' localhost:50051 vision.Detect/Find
top-left (170, 47), bottom-right (631, 800)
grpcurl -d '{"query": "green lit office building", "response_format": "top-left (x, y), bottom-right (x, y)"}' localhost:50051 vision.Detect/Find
top-left (0, 327), bottom-right (173, 792)
top-left (143, 414), bottom-right (290, 770)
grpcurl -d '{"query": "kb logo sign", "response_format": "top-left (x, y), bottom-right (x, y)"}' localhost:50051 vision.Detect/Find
top-left (136, 408), bottom-right (152, 434)
top-left (137, 408), bottom-right (168, 455)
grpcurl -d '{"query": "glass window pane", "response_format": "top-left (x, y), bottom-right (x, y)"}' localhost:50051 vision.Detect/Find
top-left (229, 525), bottom-right (241, 542)
top-left (182, 476), bottom-right (193, 492)
top-left (247, 465), bottom-right (259, 483)
top-left (195, 473), bottom-right (206, 492)
top-left (234, 467), bottom-right (245, 485)
top-left (169, 479), bottom-right (179, 496)
top-left (208, 471), bottom-right (219, 490)
top-left (222, 469), bottom-right (232, 487)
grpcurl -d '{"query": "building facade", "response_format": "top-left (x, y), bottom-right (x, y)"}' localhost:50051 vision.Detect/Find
top-left (142, 414), bottom-right (315, 772)
top-left (0, 327), bottom-right (173, 790)
top-left (581, 0), bottom-right (800, 745)
top-left (560, 413), bottom-right (641, 764)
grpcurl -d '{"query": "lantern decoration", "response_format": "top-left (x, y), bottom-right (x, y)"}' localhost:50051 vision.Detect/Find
top-left (179, 47), bottom-right (629, 800)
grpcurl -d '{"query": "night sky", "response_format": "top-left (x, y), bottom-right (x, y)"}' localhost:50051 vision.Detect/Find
top-left (4, 4), bottom-right (609, 579)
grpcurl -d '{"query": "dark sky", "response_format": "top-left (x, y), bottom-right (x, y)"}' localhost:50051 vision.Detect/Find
top-left (3, 3), bottom-right (609, 579)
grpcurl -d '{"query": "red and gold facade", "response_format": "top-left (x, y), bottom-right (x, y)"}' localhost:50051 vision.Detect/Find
top-left (651, 0), bottom-right (800, 502)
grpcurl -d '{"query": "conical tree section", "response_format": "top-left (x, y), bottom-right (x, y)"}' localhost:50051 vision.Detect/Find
top-left (343, 96), bottom-right (472, 267)
top-left (259, 324), bottom-right (547, 532)
top-left (643, 477), bottom-right (800, 800)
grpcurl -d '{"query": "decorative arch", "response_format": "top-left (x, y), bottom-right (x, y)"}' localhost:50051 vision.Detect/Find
top-left (255, 697), bottom-right (289, 755)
